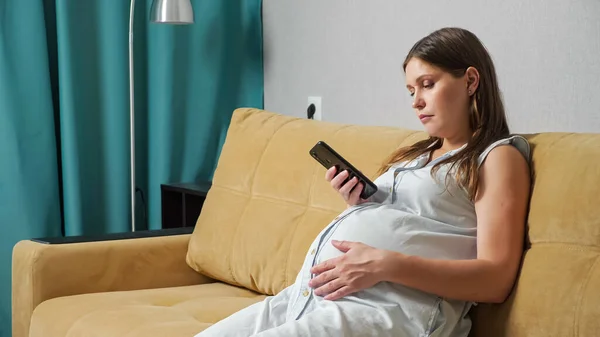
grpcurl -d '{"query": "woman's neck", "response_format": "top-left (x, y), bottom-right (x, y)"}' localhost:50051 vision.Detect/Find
top-left (440, 133), bottom-right (471, 151)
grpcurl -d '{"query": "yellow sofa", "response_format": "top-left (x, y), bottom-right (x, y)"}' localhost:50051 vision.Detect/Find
top-left (12, 108), bottom-right (600, 337)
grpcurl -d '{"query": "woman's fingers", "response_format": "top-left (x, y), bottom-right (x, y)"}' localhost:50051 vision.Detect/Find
top-left (310, 258), bottom-right (338, 275)
top-left (314, 278), bottom-right (344, 297)
top-left (330, 170), bottom-right (349, 190)
top-left (338, 176), bottom-right (358, 197)
top-left (324, 286), bottom-right (353, 301)
top-left (326, 169), bottom-right (364, 205)
top-left (308, 269), bottom-right (337, 289)
top-left (347, 182), bottom-right (363, 204)
top-left (325, 166), bottom-right (337, 182)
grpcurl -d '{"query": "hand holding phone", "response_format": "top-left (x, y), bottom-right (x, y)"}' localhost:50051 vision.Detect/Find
top-left (325, 166), bottom-right (366, 206)
top-left (309, 141), bottom-right (378, 201)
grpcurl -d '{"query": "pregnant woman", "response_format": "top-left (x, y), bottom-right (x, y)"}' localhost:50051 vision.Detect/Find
top-left (196, 27), bottom-right (532, 337)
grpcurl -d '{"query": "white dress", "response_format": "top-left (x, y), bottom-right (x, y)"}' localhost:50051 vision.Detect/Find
top-left (196, 136), bottom-right (531, 337)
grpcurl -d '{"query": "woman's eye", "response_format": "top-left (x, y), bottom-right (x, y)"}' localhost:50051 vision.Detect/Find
top-left (409, 91), bottom-right (415, 97)
top-left (423, 82), bottom-right (434, 89)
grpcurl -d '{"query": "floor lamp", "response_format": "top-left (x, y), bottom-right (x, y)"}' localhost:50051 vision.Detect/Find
top-left (129, 0), bottom-right (194, 232)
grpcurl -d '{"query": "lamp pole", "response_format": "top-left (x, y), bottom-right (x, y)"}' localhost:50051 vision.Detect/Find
top-left (128, 0), bottom-right (194, 232)
top-left (129, 0), bottom-right (137, 232)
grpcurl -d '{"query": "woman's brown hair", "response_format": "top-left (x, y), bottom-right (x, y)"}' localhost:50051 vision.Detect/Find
top-left (378, 27), bottom-right (510, 200)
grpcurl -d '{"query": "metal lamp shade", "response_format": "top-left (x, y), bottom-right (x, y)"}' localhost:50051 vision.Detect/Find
top-left (150, 0), bottom-right (194, 24)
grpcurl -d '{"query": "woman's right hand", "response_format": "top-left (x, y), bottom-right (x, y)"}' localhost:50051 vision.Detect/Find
top-left (325, 167), bottom-right (366, 207)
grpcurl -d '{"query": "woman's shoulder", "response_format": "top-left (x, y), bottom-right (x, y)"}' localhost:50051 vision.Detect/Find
top-left (476, 137), bottom-right (532, 195)
top-left (477, 135), bottom-right (531, 168)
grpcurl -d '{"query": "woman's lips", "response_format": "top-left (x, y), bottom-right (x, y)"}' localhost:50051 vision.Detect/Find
top-left (419, 114), bottom-right (433, 122)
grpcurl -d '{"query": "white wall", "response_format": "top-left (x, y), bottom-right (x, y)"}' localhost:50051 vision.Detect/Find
top-left (262, 0), bottom-right (600, 134)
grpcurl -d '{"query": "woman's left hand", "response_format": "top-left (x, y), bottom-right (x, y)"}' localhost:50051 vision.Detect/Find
top-left (308, 240), bottom-right (389, 301)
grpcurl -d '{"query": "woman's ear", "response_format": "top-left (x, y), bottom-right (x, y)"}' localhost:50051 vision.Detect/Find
top-left (466, 67), bottom-right (480, 96)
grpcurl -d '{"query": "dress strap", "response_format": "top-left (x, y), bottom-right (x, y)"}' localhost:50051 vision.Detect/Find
top-left (477, 135), bottom-right (531, 168)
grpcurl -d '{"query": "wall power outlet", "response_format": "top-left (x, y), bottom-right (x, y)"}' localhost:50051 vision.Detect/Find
top-left (307, 96), bottom-right (322, 120)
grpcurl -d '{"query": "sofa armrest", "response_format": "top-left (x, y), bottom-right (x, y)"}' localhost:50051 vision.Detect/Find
top-left (12, 228), bottom-right (213, 337)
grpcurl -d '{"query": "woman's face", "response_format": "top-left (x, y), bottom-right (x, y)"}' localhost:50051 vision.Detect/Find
top-left (404, 57), bottom-right (472, 140)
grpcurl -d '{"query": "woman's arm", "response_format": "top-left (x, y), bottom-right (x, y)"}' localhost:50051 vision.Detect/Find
top-left (381, 145), bottom-right (531, 303)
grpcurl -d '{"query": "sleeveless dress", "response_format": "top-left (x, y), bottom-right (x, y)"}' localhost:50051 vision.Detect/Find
top-left (196, 135), bottom-right (531, 337)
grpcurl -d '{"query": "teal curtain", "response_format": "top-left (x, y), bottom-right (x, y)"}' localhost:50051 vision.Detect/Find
top-left (0, 1), bottom-right (63, 333)
top-left (0, 0), bottom-right (263, 335)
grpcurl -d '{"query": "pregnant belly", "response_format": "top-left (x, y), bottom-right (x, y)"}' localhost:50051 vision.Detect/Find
top-left (315, 204), bottom-right (478, 264)
top-left (317, 205), bottom-right (408, 263)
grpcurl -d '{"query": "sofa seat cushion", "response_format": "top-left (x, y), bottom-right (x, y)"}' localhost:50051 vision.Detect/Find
top-left (29, 282), bottom-right (265, 337)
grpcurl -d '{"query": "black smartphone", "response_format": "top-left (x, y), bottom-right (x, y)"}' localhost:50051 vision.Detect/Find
top-left (309, 141), bottom-right (378, 200)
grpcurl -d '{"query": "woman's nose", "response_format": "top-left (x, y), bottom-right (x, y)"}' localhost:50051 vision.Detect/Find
top-left (412, 95), bottom-right (425, 110)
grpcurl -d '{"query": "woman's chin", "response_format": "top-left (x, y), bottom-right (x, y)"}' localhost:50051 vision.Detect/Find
top-left (423, 126), bottom-right (441, 138)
